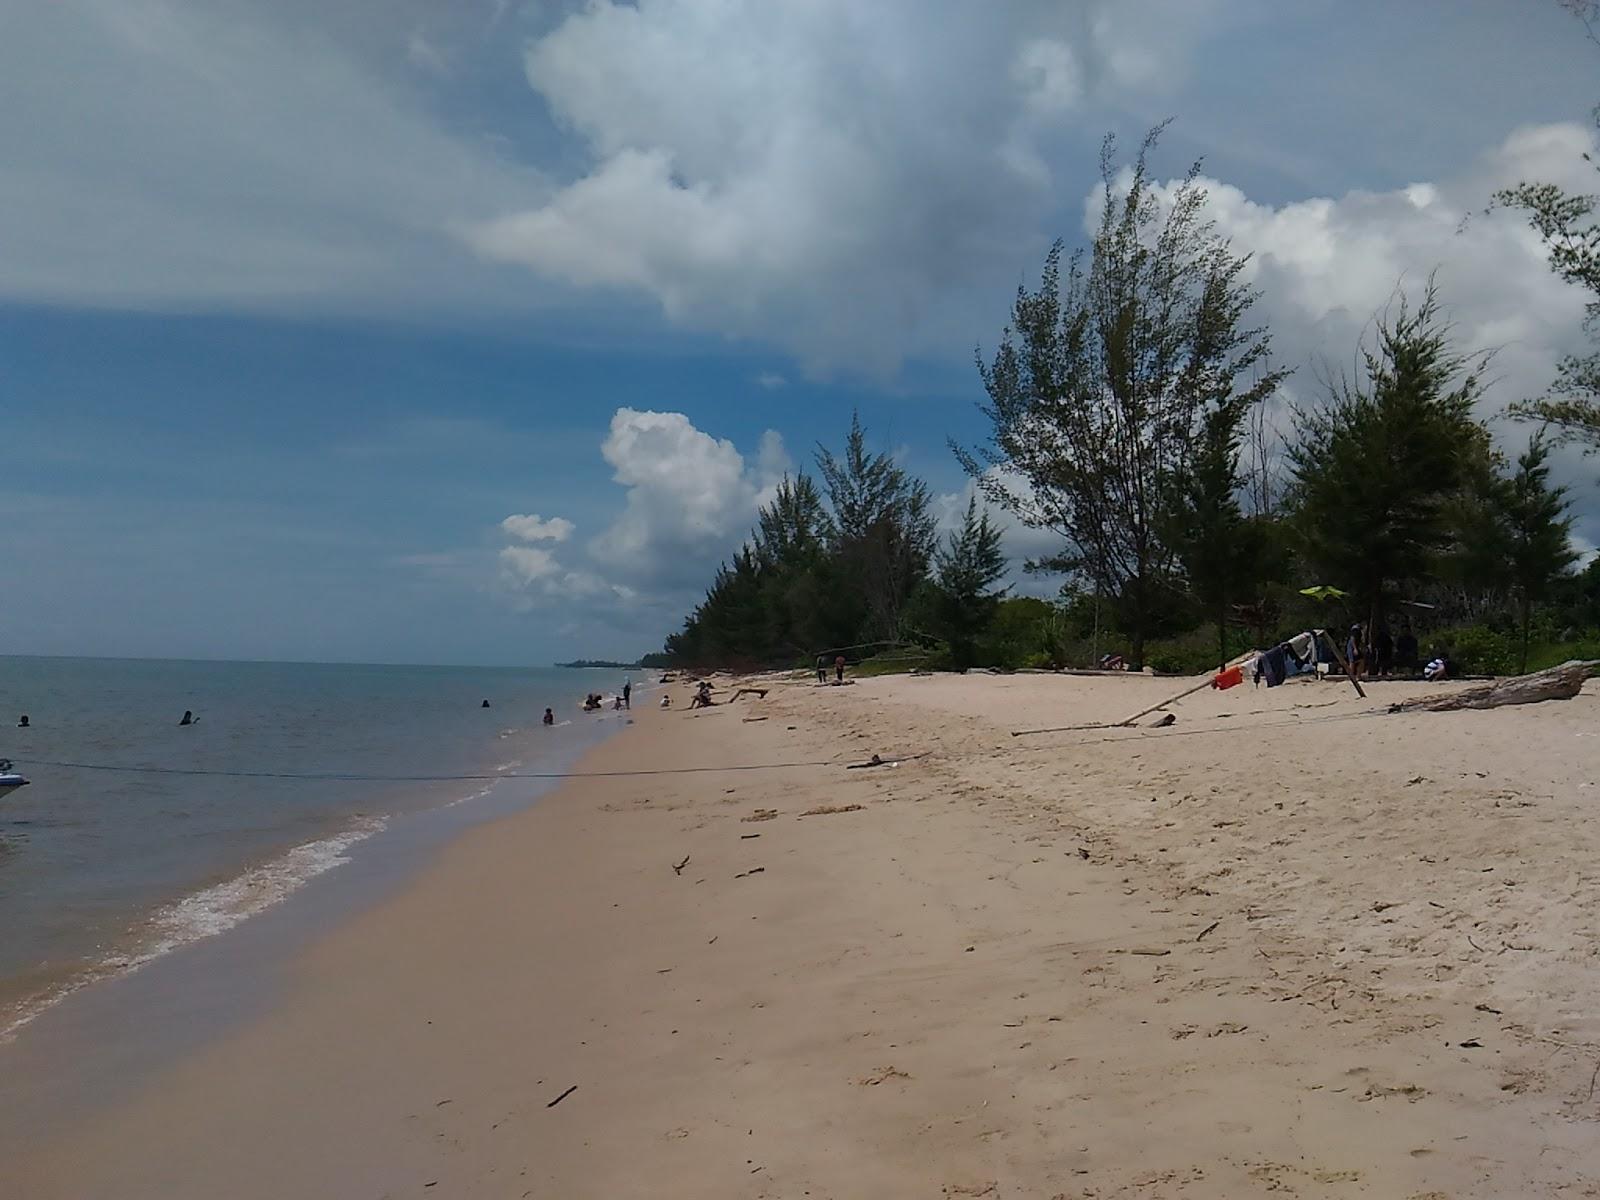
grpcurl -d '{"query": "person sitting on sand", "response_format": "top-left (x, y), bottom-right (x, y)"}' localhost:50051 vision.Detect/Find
top-left (689, 681), bottom-right (715, 709)
top-left (613, 695), bottom-right (624, 711)
top-left (543, 707), bottom-right (554, 726)
top-left (660, 695), bottom-right (672, 708)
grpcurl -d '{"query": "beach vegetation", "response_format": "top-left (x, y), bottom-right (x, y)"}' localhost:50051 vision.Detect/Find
top-left (955, 124), bottom-right (1288, 668)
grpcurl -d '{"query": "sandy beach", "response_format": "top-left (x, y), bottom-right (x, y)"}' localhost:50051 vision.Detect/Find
top-left (6, 668), bottom-right (1600, 1198)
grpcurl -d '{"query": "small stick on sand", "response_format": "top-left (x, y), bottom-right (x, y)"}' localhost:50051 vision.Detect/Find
top-left (672, 855), bottom-right (691, 875)
top-left (546, 1085), bottom-right (578, 1109)
top-left (1196, 921), bottom-right (1220, 942)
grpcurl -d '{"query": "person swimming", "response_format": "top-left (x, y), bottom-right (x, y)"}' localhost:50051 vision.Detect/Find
top-left (543, 707), bottom-right (555, 726)
top-left (481, 699), bottom-right (491, 708)
top-left (179, 710), bottom-right (195, 726)
top-left (16, 715), bottom-right (28, 728)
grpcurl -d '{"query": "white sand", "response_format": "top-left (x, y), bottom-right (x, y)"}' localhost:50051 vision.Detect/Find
top-left (6, 668), bottom-right (1600, 1198)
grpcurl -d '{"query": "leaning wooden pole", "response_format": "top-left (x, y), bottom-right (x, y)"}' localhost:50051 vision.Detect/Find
top-left (1317, 628), bottom-right (1366, 700)
top-left (1110, 675), bottom-right (1225, 728)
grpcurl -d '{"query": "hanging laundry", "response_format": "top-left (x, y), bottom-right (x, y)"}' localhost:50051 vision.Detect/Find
top-left (1256, 645), bottom-right (1290, 687)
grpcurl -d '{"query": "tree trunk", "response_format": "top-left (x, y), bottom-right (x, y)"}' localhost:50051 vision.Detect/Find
top-left (1387, 659), bottom-right (1599, 713)
top-left (1217, 597), bottom-right (1228, 672)
top-left (1519, 596), bottom-right (1531, 676)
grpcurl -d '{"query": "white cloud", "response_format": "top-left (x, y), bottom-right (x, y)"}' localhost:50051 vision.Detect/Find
top-left (755, 372), bottom-right (788, 390)
top-left (1063, 123), bottom-right (1600, 534)
top-left (462, 0), bottom-right (1210, 371)
top-left (0, 0), bottom-right (545, 311)
top-left (501, 513), bottom-right (575, 543)
top-left (498, 544), bottom-right (560, 584)
top-left (1013, 38), bottom-right (1082, 115)
top-left (495, 408), bottom-right (785, 609)
top-left (589, 409), bottom-right (787, 587)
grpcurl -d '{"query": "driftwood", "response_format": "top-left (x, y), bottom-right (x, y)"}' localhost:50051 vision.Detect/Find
top-left (1386, 659), bottom-right (1600, 714)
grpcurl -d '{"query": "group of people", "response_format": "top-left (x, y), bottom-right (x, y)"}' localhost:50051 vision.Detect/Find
top-left (814, 654), bottom-right (847, 684)
top-left (1343, 619), bottom-right (1448, 680)
top-left (578, 679), bottom-right (632, 715)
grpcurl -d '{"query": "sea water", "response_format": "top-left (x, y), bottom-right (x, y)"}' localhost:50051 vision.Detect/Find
top-left (0, 656), bottom-right (635, 1036)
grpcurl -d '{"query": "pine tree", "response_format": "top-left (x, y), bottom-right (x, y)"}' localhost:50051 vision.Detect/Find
top-left (1288, 284), bottom-right (1491, 642)
top-left (958, 124), bottom-right (1286, 667)
top-left (816, 413), bottom-right (937, 642)
top-left (1162, 400), bottom-right (1258, 669)
top-left (931, 498), bottom-right (1007, 670)
top-left (1501, 433), bottom-right (1579, 671)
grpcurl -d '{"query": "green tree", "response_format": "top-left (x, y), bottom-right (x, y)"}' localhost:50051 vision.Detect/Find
top-left (1162, 400), bottom-right (1259, 669)
top-left (816, 412), bottom-right (937, 641)
top-left (1500, 432), bottom-right (1579, 671)
top-left (1493, 2), bottom-right (1600, 451)
top-left (957, 124), bottom-right (1287, 667)
top-left (1287, 284), bottom-right (1491, 640)
top-left (930, 497), bottom-right (1008, 669)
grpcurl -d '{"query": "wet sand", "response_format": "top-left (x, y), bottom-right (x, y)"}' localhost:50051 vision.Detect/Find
top-left (6, 669), bottom-right (1600, 1198)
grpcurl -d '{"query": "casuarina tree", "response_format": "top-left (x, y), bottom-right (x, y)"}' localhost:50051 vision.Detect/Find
top-left (1500, 433), bottom-right (1579, 671)
top-left (930, 497), bottom-right (1007, 670)
top-left (1287, 283), bottom-right (1492, 640)
top-left (957, 123), bottom-right (1287, 667)
top-left (817, 412), bottom-right (937, 642)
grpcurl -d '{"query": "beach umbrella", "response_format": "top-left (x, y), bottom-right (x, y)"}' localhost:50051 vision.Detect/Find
top-left (1298, 585), bottom-right (1348, 601)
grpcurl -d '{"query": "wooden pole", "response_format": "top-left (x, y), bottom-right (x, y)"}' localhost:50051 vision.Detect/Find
top-left (1317, 628), bottom-right (1366, 700)
top-left (1012, 670), bottom-right (1226, 737)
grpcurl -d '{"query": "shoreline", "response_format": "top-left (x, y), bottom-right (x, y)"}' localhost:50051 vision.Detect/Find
top-left (7, 670), bottom-right (1600, 1196)
top-left (0, 693), bottom-right (638, 1145)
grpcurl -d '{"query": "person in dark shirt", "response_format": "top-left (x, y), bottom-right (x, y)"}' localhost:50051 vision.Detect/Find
top-left (1395, 622), bottom-right (1420, 673)
top-left (1373, 622), bottom-right (1394, 677)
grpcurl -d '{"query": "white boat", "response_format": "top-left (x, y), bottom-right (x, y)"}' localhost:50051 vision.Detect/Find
top-left (0, 759), bottom-right (29, 794)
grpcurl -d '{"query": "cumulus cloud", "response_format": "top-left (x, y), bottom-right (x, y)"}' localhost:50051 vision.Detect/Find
top-left (589, 409), bottom-right (788, 588)
top-left (1150, 124), bottom-right (1597, 449)
top-left (462, 0), bottom-right (1212, 371)
top-left (501, 513), bottom-right (575, 543)
top-left (495, 408), bottom-right (786, 609)
top-left (499, 544), bottom-right (560, 584)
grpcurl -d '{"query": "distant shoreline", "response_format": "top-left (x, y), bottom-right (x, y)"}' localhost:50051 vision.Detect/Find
top-left (552, 660), bottom-right (642, 670)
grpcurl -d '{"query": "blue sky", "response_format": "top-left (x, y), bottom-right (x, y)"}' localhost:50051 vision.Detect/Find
top-left (4, 0), bottom-right (1599, 665)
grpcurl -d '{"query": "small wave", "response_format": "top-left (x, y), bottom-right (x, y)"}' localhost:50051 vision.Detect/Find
top-left (1, 817), bottom-right (387, 1042)
top-left (443, 783), bottom-right (497, 809)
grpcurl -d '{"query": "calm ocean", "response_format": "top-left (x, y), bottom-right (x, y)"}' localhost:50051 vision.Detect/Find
top-left (0, 656), bottom-right (636, 1036)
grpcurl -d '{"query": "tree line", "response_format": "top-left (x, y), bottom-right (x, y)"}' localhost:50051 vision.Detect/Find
top-left (652, 123), bottom-right (1594, 678)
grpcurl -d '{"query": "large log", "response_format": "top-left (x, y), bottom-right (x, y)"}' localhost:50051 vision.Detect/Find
top-left (1387, 659), bottom-right (1600, 714)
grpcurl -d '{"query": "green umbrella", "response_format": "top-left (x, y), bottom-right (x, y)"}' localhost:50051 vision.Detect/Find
top-left (1299, 585), bottom-right (1348, 601)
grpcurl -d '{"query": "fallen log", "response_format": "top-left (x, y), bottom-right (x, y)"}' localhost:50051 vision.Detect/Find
top-left (1386, 659), bottom-right (1600, 714)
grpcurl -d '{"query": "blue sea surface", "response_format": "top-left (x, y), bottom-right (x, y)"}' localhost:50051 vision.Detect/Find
top-left (0, 656), bottom-right (635, 1031)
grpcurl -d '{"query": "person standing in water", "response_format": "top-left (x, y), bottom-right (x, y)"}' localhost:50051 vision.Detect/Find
top-left (622, 679), bottom-right (632, 710)
top-left (543, 707), bottom-right (554, 726)
top-left (179, 710), bottom-right (195, 726)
